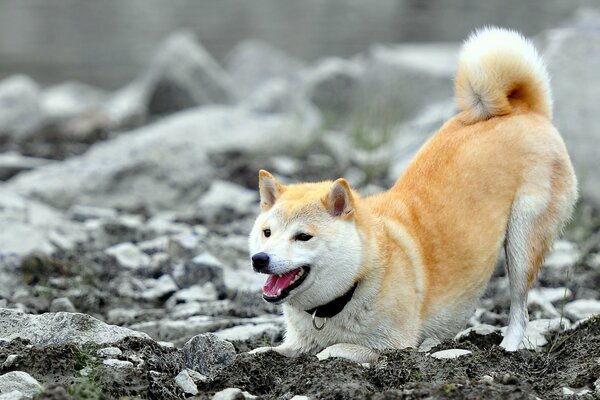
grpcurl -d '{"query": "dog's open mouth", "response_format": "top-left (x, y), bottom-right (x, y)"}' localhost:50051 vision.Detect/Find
top-left (262, 266), bottom-right (310, 302)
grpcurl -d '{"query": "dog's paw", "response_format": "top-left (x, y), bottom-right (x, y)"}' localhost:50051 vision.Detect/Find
top-left (316, 343), bottom-right (379, 363)
top-left (316, 348), bottom-right (332, 360)
top-left (248, 346), bottom-right (274, 355)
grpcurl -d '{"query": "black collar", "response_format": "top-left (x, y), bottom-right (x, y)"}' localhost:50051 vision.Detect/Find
top-left (305, 282), bottom-right (359, 318)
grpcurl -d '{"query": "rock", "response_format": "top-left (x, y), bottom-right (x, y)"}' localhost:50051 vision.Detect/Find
top-left (0, 391), bottom-right (25, 400)
top-left (171, 283), bottom-right (218, 304)
top-left (0, 187), bottom-right (84, 255)
top-left (541, 19), bottom-right (600, 204)
top-left (430, 349), bottom-right (472, 359)
top-left (182, 333), bottom-right (236, 377)
top-left (40, 81), bottom-right (107, 121)
top-left (140, 275), bottom-right (178, 301)
top-left (480, 375), bottom-right (494, 384)
top-left (129, 316), bottom-right (235, 345)
top-left (175, 369), bottom-right (198, 396)
top-left (102, 359), bottom-right (134, 368)
top-left (543, 240), bottom-right (579, 269)
top-left (145, 31), bottom-right (236, 115)
top-left (2, 355), bottom-right (18, 369)
top-left (455, 324), bottom-right (500, 340)
top-left (214, 323), bottom-right (281, 342)
top-left (7, 106), bottom-right (318, 212)
top-left (98, 347), bottom-right (123, 357)
top-left (167, 232), bottom-right (205, 260)
top-left (0, 75), bottom-right (42, 140)
top-left (417, 337), bottom-right (442, 353)
top-left (212, 388), bottom-right (255, 400)
top-left (197, 180), bottom-right (258, 220)
top-left (49, 297), bottom-right (76, 313)
top-left (68, 204), bottom-right (119, 222)
top-left (564, 299), bottom-right (600, 321)
top-left (562, 386), bottom-right (592, 396)
top-left (0, 152), bottom-right (54, 181)
top-left (173, 252), bottom-right (225, 290)
top-left (0, 308), bottom-right (149, 345)
top-left (225, 39), bottom-right (305, 98)
top-left (527, 287), bottom-right (573, 318)
top-left (106, 242), bottom-right (151, 270)
top-left (304, 57), bottom-right (362, 124)
top-left (0, 371), bottom-right (42, 398)
top-left (243, 78), bottom-right (314, 116)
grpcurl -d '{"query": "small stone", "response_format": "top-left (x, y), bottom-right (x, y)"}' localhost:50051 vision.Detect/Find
top-left (182, 333), bottom-right (236, 377)
top-left (172, 283), bottom-right (218, 303)
top-left (290, 396), bottom-right (311, 400)
top-left (102, 359), bottom-right (133, 368)
top-left (562, 386), bottom-right (592, 396)
top-left (49, 297), bottom-right (76, 313)
top-left (543, 240), bottom-right (579, 269)
top-left (480, 375), bottom-right (494, 384)
top-left (212, 388), bottom-right (246, 400)
top-left (502, 373), bottom-right (518, 385)
top-left (175, 369), bottom-right (198, 395)
top-left (455, 324), bottom-right (499, 340)
top-left (417, 337), bottom-right (441, 353)
top-left (141, 275), bottom-right (178, 301)
top-left (430, 349), bottom-right (472, 359)
top-left (106, 242), bottom-right (151, 270)
top-left (0, 371), bottom-right (43, 397)
top-left (2, 355), bottom-right (18, 368)
top-left (97, 347), bottom-right (122, 357)
top-left (564, 299), bottom-right (600, 321)
top-left (0, 391), bottom-right (26, 400)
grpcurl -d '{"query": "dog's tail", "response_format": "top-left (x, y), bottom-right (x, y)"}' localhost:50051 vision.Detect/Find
top-left (455, 27), bottom-right (552, 124)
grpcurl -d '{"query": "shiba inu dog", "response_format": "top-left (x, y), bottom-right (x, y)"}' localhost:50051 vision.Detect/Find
top-left (248, 27), bottom-right (577, 363)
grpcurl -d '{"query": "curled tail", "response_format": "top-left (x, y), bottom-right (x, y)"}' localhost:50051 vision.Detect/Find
top-left (455, 27), bottom-right (552, 124)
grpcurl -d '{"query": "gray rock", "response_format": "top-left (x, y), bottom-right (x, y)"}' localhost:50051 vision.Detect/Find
top-left (102, 359), bottom-right (134, 368)
top-left (98, 347), bottom-right (123, 358)
top-left (0, 390), bottom-right (25, 400)
top-left (145, 31), bottom-right (236, 115)
top-left (49, 297), bottom-right (76, 313)
top-left (0, 75), bottom-right (42, 139)
top-left (225, 39), bottom-right (304, 98)
top-left (197, 180), bottom-right (257, 216)
top-left (542, 20), bottom-right (600, 204)
top-left (167, 232), bottom-right (205, 260)
top-left (214, 323), bottom-right (281, 342)
top-left (7, 106), bottom-right (318, 212)
top-left (173, 252), bottom-right (225, 290)
top-left (564, 299), bottom-right (600, 321)
top-left (106, 242), bottom-right (151, 270)
top-left (543, 240), bottom-right (579, 269)
top-left (131, 316), bottom-right (237, 346)
top-left (430, 349), bottom-right (472, 359)
top-left (68, 205), bottom-right (119, 222)
top-left (0, 371), bottom-right (42, 398)
top-left (562, 386), bottom-right (592, 396)
top-left (0, 152), bottom-right (54, 181)
top-left (171, 283), bottom-right (219, 304)
top-left (455, 324), bottom-right (500, 340)
top-left (0, 308), bottom-right (149, 345)
top-left (175, 369), bottom-right (198, 396)
top-left (140, 275), bottom-right (178, 301)
top-left (2, 355), bottom-right (17, 369)
top-left (0, 187), bottom-right (84, 255)
top-left (40, 81), bottom-right (107, 121)
top-left (212, 387), bottom-right (256, 400)
top-left (182, 333), bottom-right (236, 377)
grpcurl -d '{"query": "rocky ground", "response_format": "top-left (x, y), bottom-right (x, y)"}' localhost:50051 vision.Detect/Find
top-left (1, 7), bottom-right (600, 400)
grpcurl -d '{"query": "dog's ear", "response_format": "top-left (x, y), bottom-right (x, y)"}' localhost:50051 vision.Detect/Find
top-left (259, 170), bottom-right (284, 211)
top-left (325, 178), bottom-right (354, 218)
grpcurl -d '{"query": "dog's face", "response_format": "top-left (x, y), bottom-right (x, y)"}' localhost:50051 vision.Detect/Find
top-left (248, 170), bottom-right (363, 310)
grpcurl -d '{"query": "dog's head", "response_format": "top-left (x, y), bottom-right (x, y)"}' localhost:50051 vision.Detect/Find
top-left (248, 170), bottom-right (363, 310)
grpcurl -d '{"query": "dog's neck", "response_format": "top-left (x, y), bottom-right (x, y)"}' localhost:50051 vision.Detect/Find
top-left (304, 281), bottom-right (359, 318)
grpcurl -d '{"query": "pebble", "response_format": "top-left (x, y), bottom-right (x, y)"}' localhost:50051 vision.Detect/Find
top-left (102, 359), bottom-right (134, 368)
top-left (2, 355), bottom-right (18, 368)
top-left (212, 387), bottom-right (257, 400)
top-left (455, 324), bottom-right (499, 340)
top-left (417, 337), bottom-right (441, 353)
top-left (106, 242), bottom-right (151, 270)
top-left (480, 375), bottom-right (494, 384)
top-left (562, 386), bottom-right (592, 396)
top-left (430, 349), bottom-right (472, 359)
top-left (175, 369), bottom-right (198, 395)
top-left (49, 297), bottom-right (76, 313)
top-left (98, 347), bottom-right (123, 357)
top-left (564, 299), bottom-right (600, 321)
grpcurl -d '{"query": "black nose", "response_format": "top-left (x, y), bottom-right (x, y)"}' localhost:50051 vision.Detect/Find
top-left (252, 252), bottom-right (270, 271)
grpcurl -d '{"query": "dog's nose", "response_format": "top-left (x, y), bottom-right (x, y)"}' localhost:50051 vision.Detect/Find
top-left (252, 252), bottom-right (270, 271)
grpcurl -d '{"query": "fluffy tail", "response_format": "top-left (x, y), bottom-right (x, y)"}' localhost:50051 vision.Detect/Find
top-left (455, 27), bottom-right (552, 124)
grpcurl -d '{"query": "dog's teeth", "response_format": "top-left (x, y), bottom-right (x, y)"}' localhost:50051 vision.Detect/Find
top-left (277, 289), bottom-right (282, 296)
top-left (298, 269), bottom-right (304, 276)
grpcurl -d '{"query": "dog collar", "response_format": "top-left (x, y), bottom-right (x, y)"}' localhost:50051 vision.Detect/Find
top-left (305, 282), bottom-right (359, 324)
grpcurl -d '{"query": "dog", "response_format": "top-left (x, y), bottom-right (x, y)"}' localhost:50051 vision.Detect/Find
top-left (248, 27), bottom-right (578, 363)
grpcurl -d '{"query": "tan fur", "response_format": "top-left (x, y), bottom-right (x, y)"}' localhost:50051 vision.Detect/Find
top-left (249, 27), bottom-right (577, 362)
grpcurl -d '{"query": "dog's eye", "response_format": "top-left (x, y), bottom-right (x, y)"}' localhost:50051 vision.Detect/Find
top-left (263, 229), bottom-right (271, 238)
top-left (295, 233), bottom-right (313, 241)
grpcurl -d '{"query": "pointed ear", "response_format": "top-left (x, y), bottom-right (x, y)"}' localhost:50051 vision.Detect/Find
top-left (258, 170), bottom-right (284, 211)
top-left (325, 178), bottom-right (354, 217)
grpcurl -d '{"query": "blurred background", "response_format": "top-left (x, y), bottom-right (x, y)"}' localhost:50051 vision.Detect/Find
top-left (0, 0), bottom-right (599, 372)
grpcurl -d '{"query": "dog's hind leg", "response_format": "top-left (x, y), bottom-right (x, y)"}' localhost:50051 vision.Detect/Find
top-left (500, 163), bottom-right (577, 351)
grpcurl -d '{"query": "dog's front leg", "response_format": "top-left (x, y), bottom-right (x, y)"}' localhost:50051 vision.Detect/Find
top-left (316, 343), bottom-right (379, 363)
top-left (249, 342), bottom-right (305, 357)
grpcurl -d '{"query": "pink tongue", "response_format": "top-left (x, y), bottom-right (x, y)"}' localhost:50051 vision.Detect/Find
top-left (263, 269), bottom-right (300, 297)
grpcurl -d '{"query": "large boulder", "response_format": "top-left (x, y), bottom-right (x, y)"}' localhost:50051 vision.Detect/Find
top-left (225, 39), bottom-right (305, 98)
top-left (541, 12), bottom-right (600, 204)
top-left (4, 106), bottom-right (318, 212)
top-left (0, 75), bottom-right (42, 140)
top-left (0, 308), bottom-right (149, 345)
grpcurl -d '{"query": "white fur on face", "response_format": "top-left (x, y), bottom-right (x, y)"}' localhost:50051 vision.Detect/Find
top-left (248, 203), bottom-right (363, 310)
